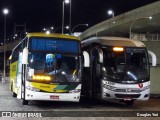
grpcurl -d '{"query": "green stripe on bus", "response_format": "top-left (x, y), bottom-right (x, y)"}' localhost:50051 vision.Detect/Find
top-left (64, 84), bottom-right (78, 90)
top-left (55, 85), bottom-right (68, 90)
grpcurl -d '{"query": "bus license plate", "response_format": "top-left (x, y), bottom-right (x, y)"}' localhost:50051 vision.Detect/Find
top-left (124, 98), bottom-right (131, 101)
top-left (50, 95), bottom-right (59, 99)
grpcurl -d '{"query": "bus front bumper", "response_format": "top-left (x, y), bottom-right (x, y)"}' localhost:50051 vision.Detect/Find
top-left (101, 87), bottom-right (150, 101)
top-left (25, 89), bottom-right (81, 102)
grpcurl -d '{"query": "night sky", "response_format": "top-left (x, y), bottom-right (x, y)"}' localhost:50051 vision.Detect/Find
top-left (0, 0), bottom-right (159, 40)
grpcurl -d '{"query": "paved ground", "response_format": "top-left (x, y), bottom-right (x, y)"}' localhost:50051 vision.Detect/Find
top-left (0, 83), bottom-right (160, 120)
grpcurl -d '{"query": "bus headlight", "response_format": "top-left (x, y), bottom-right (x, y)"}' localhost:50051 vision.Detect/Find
top-left (26, 86), bottom-right (40, 92)
top-left (69, 89), bottom-right (81, 93)
top-left (142, 85), bottom-right (150, 91)
top-left (102, 84), bottom-right (116, 91)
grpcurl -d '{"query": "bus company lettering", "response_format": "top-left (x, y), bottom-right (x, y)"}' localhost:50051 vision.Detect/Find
top-left (40, 85), bottom-right (50, 88)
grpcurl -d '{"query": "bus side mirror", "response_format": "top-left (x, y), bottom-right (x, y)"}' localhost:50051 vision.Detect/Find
top-left (83, 51), bottom-right (90, 67)
top-left (148, 50), bottom-right (157, 66)
top-left (22, 47), bottom-right (28, 64)
top-left (96, 48), bottom-right (103, 63)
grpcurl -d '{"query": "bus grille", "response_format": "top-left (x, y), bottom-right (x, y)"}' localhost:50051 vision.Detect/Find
top-left (115, 94), bottom-right (141, 98)
top-left (115, 89), bottom-right (141, 93)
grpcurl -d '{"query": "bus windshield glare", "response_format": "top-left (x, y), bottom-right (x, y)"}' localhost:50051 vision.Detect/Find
top-left (102, 47), bottom-right (149, 83)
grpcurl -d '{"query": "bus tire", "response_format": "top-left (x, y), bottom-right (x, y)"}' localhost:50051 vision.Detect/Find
top-left (13, 92), bottom-right (17, 97)
top-left (22, 99), bottom-right (29, 105)
top-left (125, 100), bottom-right (134, 106)
top-left (11, 83), bottom-right (17, 97)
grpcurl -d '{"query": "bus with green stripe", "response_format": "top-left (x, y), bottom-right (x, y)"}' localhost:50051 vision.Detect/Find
top-left (9, 33), bottom-right (83, 105)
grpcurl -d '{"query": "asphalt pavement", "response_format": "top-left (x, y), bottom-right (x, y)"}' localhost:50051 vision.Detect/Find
top-left (0, 83), bottom-right (160, 120)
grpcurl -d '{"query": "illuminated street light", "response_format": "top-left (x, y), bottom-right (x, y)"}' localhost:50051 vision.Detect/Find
top-left (3, 9), bottom-right (9, 15)
top-left (51, 26), bottom-right (54, 30)
top-left (2, 8), bottom-right (9, 83)
top-left (54, 26), bottom-right (69, 33)
top-left (71, 24), bottom-right (88, 33)
top-left (46, 30), bottom-right (50, 34)
top-left (42, 26), bottom-right (54, 33)
top-left (15, 34), bottom-right (18, 37)
top-left (65, 0), bottom-right (69, 4)
top-left (66, 25), bottom-right (69, 30)
top-left (129, 16), bottom-right (152, 38)
top-left (107, 9), bottom-right (115, 24)
top-left (107, 10), bottom-right (114, 18)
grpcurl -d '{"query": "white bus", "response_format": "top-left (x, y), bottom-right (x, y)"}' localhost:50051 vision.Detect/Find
top-left (10, 33), bottom-right (82, 105)
top-left (81, 36), bottom-right (155, 105)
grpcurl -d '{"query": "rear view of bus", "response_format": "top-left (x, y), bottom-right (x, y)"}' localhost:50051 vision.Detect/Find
top-left (10, 33), bottom-right (81, 105)
top-left (82, 37), bottom-right (151, 105)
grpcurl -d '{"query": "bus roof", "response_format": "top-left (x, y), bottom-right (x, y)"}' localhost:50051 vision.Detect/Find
top-left (27, 33), bottom-right (80, 41)
top-left (81, 36), bottom-right (145, 47)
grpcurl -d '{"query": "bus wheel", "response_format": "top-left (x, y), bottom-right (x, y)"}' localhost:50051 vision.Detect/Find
top-left (11, 84), bottom-right (17, 97)
top-left (22, 99), bottom-right (29, 105)
top-left (125, 100), bottom-right (134, 106)
top-left (13, 92), bottom-right (17, 97)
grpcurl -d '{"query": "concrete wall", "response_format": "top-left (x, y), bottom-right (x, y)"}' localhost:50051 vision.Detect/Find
top-left (142, 41), bottom-right (160, 95)
top-left (143, 41), bottom-right (160, 65)
top-left (150, 67), bottom-right (160, 95)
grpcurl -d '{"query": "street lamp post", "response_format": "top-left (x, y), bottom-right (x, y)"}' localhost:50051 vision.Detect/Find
top-left (71, 24), bottom-right (88, 34)
top-left (69, 0), bottom-right (72, 34)
top-left (129, 17), bottom-right (152, 38)
top-left (62, 0), bottom-right (69, 34)
top-left (2, 8), bottom-right (9, 83)
top-left (54, 26), bottom-right (69, 33)
top-left (62, 1), bottom-right (64, 34)
top-left (107, 10), bottom-right (115, 23)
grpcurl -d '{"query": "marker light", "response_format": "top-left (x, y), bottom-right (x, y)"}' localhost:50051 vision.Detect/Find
top-left (113, 47), bottom-right (124, 52)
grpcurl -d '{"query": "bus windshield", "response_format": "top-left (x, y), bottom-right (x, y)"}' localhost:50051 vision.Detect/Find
top-left (27, 37), bottom-right (81, 83)
top-left (102, 47), bottom-right (149, 83)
